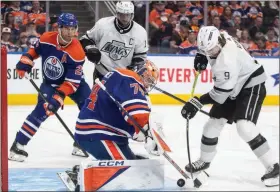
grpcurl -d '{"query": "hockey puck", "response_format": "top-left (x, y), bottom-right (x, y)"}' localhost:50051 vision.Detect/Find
top-left (177, 178), bottom-right (185, 187)
top-left (194, 178), bottom-right (202, 188)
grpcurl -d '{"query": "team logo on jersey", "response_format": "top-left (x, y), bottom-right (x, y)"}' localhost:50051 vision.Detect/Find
top-left (43, 56), bottom-right (64, 80)
top-left (101, 40), bottom-right (132, 61)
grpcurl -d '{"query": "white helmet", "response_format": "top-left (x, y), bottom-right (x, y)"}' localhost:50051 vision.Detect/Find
top-left (115, 1), bottom-right (134, 28)
top-left (197, 26), bottom-right (221, 56)
top-left (116, 1), bottom-right (134, 14)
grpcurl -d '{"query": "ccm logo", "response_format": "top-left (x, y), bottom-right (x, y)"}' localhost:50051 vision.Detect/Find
top-left (98, 161), bottom-right (125, 166)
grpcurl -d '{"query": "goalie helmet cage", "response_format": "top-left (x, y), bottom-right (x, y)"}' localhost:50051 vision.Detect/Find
top-left (1, 46), bottom-right (8, 192)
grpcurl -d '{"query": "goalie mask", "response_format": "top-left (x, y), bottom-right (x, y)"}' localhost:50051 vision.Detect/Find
top-left (116, 1), bottom-right (134, 28)
top-left (134, 60), bottom-right (159, 92)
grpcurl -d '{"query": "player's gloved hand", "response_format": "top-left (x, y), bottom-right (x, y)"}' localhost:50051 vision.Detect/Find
top-left (181, 96), bottom-right (203, 119)
top-left (194, 53), bottom-right (208, 72)
top-left (16, 56), bottom-right (34, 78)
top-left (133, 124), bottom-right (149, 142)
top-left (43, 92), bottom-right (65, 116)
top-left (85, 45), bottom-right (101, 64)
top-left (144, 137), bottom-right (160, 156)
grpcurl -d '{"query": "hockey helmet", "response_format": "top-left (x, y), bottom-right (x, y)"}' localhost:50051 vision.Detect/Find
top-left (57, 13), bottom-right (78, 28)
top-left (135, 60), bottom-right (159, 92)
top-left (115, 1), bottom-right (134, 27)
top-left (197, 26), bottom-right (221, 57)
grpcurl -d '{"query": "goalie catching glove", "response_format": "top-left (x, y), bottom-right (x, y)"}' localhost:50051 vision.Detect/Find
top-left (181, 97), bottom-right (203, 119)
top-left (133, 124), bottom-right (160, 156)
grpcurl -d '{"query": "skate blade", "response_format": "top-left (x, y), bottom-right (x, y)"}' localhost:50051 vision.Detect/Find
top-left (8, 152), bottom-right (26, 162)
top-left (57, 172), bottom-right (76, 191)
top-left (263, 175), bottom-right (279, 187)
top-left (72, 147), bottom-right (87, 157)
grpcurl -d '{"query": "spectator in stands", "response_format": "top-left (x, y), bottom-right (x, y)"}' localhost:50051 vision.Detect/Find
top-left (208, 1), bottom-right (224, 16)
top-left (25, 20), bottom-right (40, 38)
top-left (4, 12), bottom-right (20, 43)
top-left (149, 1), bottom-right (173, 46)
top-left (272, 16), bottom-right (279, 37)
top-left (265, 27), bottom-right (279, 49)
top-left (169, 20), bottom-right (190, 53)
top-left (17, 32), bottom-right (28, 52)
top-left (149, 1), bottom-right (173, 31)
top-left (262, 1), bottom-right (279, 28)
top-left (175, 1), bottom-right (190, 22)
top-left (165, 1), bottom-right (178, 13)
top-left (245, 1), bottom-right (263, 20)
top-left (239, 29), bottom-right (254, 50)
top-left (179, 30), bottom-right (198, 55)
top-left (212, 15), bottom-right (222, 30)
top-left (51, 22), bottom-right (58, 32)
top-left (248, 36), bottom-right (271, 56)
top-left (189, 15), bottom-right (200, 33)
top-left (5, 1), bottom-right (28, 26)
top-left (1, 27), bottom-right (18, 52)
top-left (229, 1), bottom-right (244, 17)
top-left (28, 1), bottom-right (48, 34)
top-left (188, 1), bottom-right (203, 23)
top-left (249, 16), bottom-right (266, 40)
top-left (220, 6), bottom-right (234, 29)
top-left (20, 1), bottom-right (32, 12)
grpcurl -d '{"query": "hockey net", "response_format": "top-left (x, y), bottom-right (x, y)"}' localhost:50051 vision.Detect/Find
top-left (1, 46), bottom-right (8, 191)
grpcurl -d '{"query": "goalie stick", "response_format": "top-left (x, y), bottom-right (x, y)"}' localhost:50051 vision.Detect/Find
top-left (95, 79), bottom-right (205, 188)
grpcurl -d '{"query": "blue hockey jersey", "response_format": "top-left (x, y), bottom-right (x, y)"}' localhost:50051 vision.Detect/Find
top-left (75, 69), bottom-right (151, 144)
top-left (23, 31), bottom-right (85, 95)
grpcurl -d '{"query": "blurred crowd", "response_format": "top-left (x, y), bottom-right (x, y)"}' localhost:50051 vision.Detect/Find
top-left (1, 1), bottom-right (279, 56)
top-left (1, 1), bottom-right (59, 52)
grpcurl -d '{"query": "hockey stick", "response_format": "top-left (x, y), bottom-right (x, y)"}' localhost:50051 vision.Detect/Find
top-left (153, 86), bottom-right (209, 116)
top-left (95, 79), bottom-right (203, 188)
top-left (187, 71), bottom-right (200, 179)
top-left (25, 75), bottom-right (89, 157)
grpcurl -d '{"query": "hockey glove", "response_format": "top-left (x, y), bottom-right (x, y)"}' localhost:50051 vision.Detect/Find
top-left (181, 97), bottom-right (203, 119)
top-left (16, 56), bottom-right (34, 78)
top-left (194, 53), bottom-right (208, 72)
top-left (85, 45), bottom-right (101, 64)
top-left (43, 92), bottom-right (65, 116)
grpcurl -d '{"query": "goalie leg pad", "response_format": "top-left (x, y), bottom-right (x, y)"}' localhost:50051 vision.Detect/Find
top-left (79, 158), bottom-right (164, 191)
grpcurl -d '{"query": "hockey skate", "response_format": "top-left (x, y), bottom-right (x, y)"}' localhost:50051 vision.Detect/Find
top-left (8, 141), bottom-right (28, 162)
top-left (72, 142), bottom-right (87, 157)
top-left (58, 165), bottom-right (80, 191)
top-left (185, 159), bottom-right (210, 173)
top-left (261, 163), bottom-right (279, 187)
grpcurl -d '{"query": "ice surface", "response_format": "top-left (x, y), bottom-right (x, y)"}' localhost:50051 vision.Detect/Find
top-left (8, 105), bottom-right (279, 191)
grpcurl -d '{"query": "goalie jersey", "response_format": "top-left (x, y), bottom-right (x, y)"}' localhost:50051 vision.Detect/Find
top-left (75, 69), bottom-right (151, 144)
top-left (207, 32), bottom-right (267, 104)
top-left (82, 16), bottom-right (148, 75)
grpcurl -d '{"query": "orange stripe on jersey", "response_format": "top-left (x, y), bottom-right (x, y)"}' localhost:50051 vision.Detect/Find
top-left (124, 104), bottom-right (150, 112)
top-left (22, 124), bottom-right (35, 135)
top-left (76, 124), bottom-right (125, 136)
top-left (27, 48), bottom-right (39, 60)
top-left (116, 69), bottom-right (144, 85)
top-left (65, 38), bottom-right (85, 61)
top-left (104, 140), bottom-right (124, 160)
top-left (128, 113), bottom-right (149, 133)
top-left (40, 31), bottom-right (58, 46)
top-left (57, 81), bottom-right (77, 96)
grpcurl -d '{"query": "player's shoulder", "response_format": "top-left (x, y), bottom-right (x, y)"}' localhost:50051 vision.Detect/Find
top-left (115, 69), bottom-right (144, 85)
top-left (96, 16), bottom-right (114, 25)
top-left (132, 21), bottom-right (146, 33)
top-left (66, 38), bottom-right (86, 62)
top-left (39, 31), bottom-right (58, 45)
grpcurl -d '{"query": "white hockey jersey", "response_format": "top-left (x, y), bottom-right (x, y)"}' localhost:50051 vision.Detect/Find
top-left (207, 33), bottom-right (267, 104)
top-left (83, 16), bottom-right (148, 75)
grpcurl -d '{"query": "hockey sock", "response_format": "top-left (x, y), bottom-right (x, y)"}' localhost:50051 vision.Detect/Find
top-left (16, 115), bottom-right (42, 145)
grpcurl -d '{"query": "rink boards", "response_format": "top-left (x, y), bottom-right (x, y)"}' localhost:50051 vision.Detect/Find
top-left (7, 54), bottom-right (279, 105)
